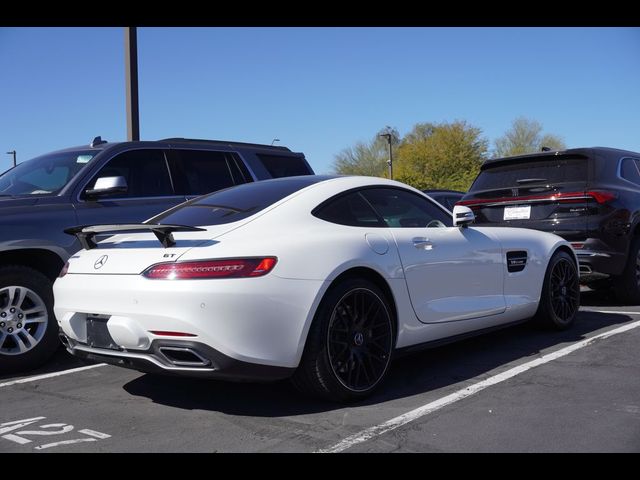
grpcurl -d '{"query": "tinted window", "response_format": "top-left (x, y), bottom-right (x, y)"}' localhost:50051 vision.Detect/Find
top-left (620, 158), bottom-right (640, 186)
top-left (172, 150), bottom-right (238, 195)
top-left (0, 150), bottom-right (96, 196)
top-left (361, 188), bottom-right (451, 228)
top-left (228, 153), bottom-right (252, 184)
top-left (152, 175), bottom-right (331, 226)
top-left (470, 156), bottom-right (588, 192)
top-left (314, 192), bottom-right (384, 227)
top-left (257, 154), bottom-right (312, 178)
top-left (85, 149), bottom-right (173, 198)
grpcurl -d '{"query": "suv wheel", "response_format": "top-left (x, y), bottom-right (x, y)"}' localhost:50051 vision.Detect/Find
top-left (613, 236), bottom-right (640, 305)
top-left (0, 266), bottom-right (59, 373)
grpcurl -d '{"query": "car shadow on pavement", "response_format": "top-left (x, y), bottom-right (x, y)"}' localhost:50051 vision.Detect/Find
top-left (580, 287), bottom-right (626, 307)
top-left (122, 306), bottom-right (636, 416)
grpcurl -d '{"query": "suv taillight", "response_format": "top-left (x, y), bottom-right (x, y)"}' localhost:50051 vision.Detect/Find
top-left (142, 257), bottom-right (277, 280)
top-left (457, 190), bottom-right (617, 208)
top-left (586, 190), bottom-right (617, 204)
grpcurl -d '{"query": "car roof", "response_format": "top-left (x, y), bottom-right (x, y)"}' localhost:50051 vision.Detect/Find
top-left (32, 138), bottom-right (302, 159)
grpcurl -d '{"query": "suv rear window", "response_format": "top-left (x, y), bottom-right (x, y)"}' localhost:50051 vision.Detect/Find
top-left (256, 154), bottom-right (312, 178)
top-left (470, 156), bottom-right (588, 192)
top-left (151, 175), bottom-right (330, 226)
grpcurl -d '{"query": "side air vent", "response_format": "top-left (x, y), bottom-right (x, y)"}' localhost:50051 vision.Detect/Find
top-left (507, 251), bottom-right (527, 273)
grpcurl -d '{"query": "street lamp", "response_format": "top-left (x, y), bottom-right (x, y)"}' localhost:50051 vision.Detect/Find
top-left (6, 150), bottom-right (16, 167)
top-left (378, 133), bottom-right (393, 179)
top-left (271, 138), bottom-right (280, 146)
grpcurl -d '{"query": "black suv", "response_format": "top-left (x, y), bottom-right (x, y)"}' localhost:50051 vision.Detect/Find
top-left (458, 147), bottom-right (640, 303)
top-left (0, 137), bottom-right (313, 373)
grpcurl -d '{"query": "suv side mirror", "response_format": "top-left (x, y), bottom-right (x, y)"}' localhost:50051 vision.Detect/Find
top-left (85, 176), bottom-right (128, 199)
top-left (453, 205), bottom-right (475, 227)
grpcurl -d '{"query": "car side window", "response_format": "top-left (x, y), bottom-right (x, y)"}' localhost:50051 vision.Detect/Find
top-left (172, 150), bottom-right (239, 195)
top-left (361, 188), bottom-right (452, 228)
top-left (83, 149), bottom-right (173, 199)
top-left (256, 154), bottom-right (312, 178)
top-left (313, 191), bottom-right (385, 227)
top-left (621, 157), bottom-right (640, 186)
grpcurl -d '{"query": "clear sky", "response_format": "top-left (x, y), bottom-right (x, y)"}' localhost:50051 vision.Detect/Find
top-left (1, 27), bottom-right (639, 174)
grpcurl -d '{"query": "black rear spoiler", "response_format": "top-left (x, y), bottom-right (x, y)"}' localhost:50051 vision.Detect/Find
top-left (64, 224), bottom-right (206, 250)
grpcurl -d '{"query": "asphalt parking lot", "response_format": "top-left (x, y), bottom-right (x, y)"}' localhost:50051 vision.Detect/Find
top-left (1, 289), bottom-right (639, 453)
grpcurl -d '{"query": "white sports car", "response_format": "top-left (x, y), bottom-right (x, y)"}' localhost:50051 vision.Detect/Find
top-left (54, 175), bottom-right (580, 401)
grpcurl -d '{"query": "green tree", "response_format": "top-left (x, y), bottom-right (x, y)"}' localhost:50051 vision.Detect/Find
top-left (333, 127), bottom-right (399, 177)
top-left (394, 120), bottom-right (488, 191)
top-left (494, 117), bottom-right (566, 157)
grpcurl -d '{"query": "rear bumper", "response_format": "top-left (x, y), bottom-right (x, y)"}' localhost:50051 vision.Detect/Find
top-left (60, 334), bottom-right (294, 381)
top-left (573, 237), bottom-right (628, 280)
top-left (54, 273), bottom-right (327, 369)
top-left (576, 251), bottom-right (626, 280)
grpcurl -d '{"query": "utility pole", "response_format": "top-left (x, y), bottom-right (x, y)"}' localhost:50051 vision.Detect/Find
top-left (6, 150), bottom-right (16, 167)
top-left (124, 27), bottom-right (140, 141)
top-left (379, 133), bottom-right (393, 179)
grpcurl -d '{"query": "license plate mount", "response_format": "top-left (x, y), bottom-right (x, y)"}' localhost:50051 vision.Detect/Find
top-left (86, 316), bottom-right (119, 350)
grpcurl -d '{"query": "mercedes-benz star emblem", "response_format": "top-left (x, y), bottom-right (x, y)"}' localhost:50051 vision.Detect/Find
top-left (94, 255), bottom-right (108, 269)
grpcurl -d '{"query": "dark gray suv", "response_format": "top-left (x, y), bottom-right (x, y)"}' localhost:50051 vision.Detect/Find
top-left (0, 137), bottom-right (313, 373)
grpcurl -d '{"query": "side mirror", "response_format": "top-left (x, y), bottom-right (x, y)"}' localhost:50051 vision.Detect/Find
top-left (85, 176), bottom-right (128, 199)
top-left (453, 205), bottom-right (475, 227)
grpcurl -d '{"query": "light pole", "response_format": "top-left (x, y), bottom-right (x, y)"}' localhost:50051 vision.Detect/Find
top-left (379, 133), bottom-right (393, 179)
top-left (6, 150), bottom-right (16, 167)
top-left (271, 138), bottom-right (280, 146)
top-left (125, 27), bottom-right (139, 141)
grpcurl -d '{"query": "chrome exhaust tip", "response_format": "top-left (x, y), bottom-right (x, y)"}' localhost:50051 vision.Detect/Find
top-left (159, 347), bottom-right (210, 367)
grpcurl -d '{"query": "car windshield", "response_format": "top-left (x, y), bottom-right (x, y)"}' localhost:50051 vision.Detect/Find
top-left (151, 175), bottom-right (334, 226)
top-left (0, 150), bottom-right (97, 196)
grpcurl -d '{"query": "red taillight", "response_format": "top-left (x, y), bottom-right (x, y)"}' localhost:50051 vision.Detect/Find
top-left (149, 331), bottom-right (197, 337)
top-left (59, 262), bottom-right (70, 278)
top-left (457, 190), bottom-right (617, 208)
top-left (570, 242), bottom-right (585, 250)
top-left (587, 190), bottom-right (617, 204)
top-left (142, 257), bottom-right (278, 280)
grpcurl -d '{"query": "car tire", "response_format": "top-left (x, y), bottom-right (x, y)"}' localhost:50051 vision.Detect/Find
top-left (291, 277), bottom-right (395, 402)
top-left (613, 236), bottom-right (640, 305)
top-left (533, 251), bottom-right (580, 330)
top-left (0, 266), bottom-right (59, 373)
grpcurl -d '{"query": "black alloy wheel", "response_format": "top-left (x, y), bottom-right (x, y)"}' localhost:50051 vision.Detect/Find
top-left (534, 250), bottom-right (580, 330)
top-left (327, 288), bottom-right (393, 393)
top-left (549, 258), bottom-right (580, 323)
top-left (292, 278), bottom-right (395, 402)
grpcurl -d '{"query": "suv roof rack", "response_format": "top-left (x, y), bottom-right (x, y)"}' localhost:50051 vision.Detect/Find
top-left (159, 137), bottom-right (292, 152)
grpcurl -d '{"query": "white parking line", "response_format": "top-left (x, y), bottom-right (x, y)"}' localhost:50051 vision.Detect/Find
top-left (317, 316), bottom-right (640, 453)
top-left (580, 310), bottom-right (640, 315)
top-left (0, 364), bottom-right (106, 389)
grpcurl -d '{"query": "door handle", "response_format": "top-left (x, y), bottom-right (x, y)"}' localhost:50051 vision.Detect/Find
top-left (412, 238), bottom-right (434, 250)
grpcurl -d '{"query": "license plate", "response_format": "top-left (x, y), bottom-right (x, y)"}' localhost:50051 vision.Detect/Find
top-left (86, 316), bottom-right (119, 350)
top-left (503, 205), bottom-right (531, 220)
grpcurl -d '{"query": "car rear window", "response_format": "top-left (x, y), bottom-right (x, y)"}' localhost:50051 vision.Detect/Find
top-left (470, 156), bottom-right (588, 192)
top-left (257, 154), bottom-right (312, 178)
top-left (150, 175), bottom-right (332, 226)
